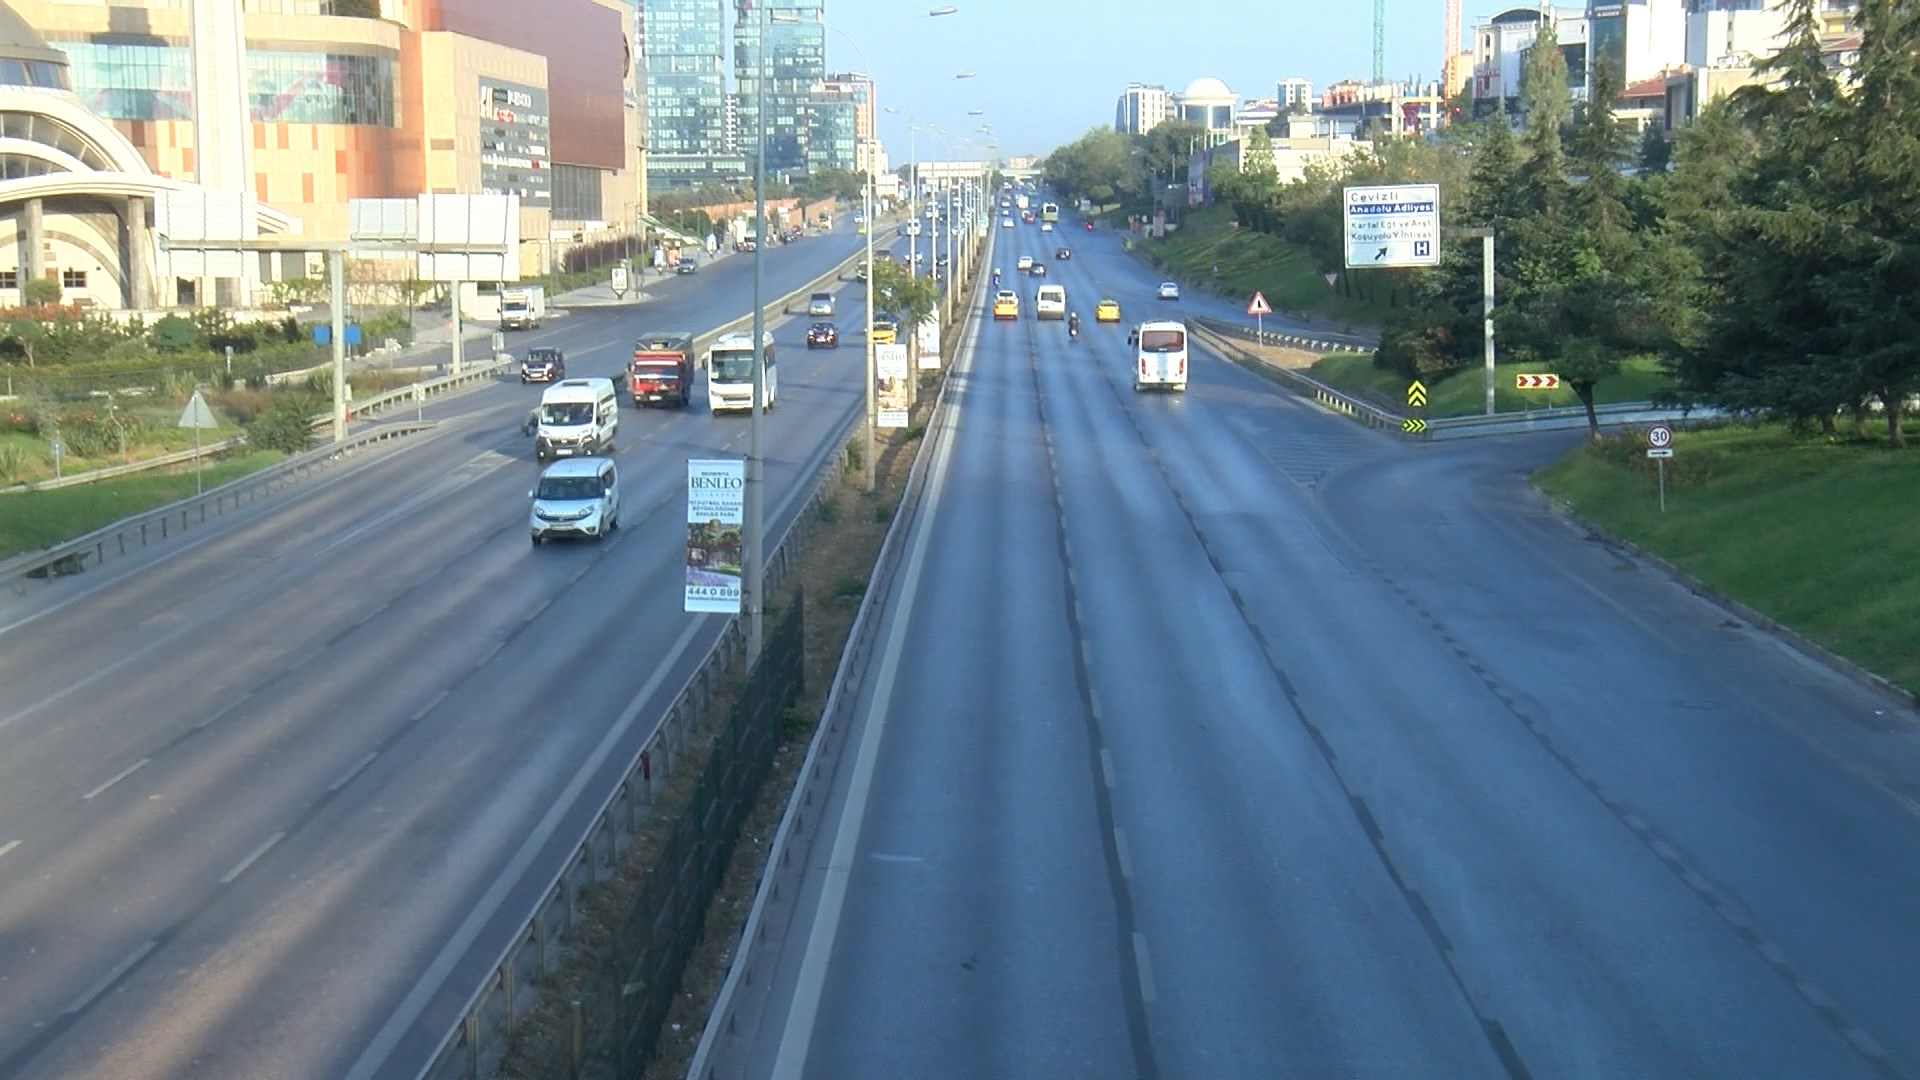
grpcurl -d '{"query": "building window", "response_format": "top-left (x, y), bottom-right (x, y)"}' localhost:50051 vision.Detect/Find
top-left (0, 270), bottom-right (16, 289)
top-left (56, 40), bottom-right (398, 126)
top-left (62, 269), bottom-right (87, 289)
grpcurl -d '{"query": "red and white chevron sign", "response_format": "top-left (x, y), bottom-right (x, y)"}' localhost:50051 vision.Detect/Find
top-left (1515, 373), bottom-right (1561, 389)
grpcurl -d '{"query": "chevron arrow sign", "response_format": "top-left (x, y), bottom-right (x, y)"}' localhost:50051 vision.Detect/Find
top-left (1515, 373), bottom-right (1561, 389)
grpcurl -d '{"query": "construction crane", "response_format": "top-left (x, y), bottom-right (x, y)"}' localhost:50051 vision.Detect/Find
top-left (1373, 0), bottom-right (1385, 85)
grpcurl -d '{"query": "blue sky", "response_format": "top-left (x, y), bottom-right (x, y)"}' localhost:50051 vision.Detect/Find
top-left (815, 0), bottom-right (1517, 161)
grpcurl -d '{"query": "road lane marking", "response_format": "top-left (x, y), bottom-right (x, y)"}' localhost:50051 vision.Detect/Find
top-left (409, 688), bottom-right (450, 723)
top-left (63, 940), bottom-right (156, 1015)
top-left (1100, 748), bottom-right (1116, 790)
top-left (1132, 932), bottom-right (1158, 1003)
top-left (475, 639), bottom-right (505, 668)
top-left (343, 614), bottom-right (709, 1080)
top-left (328, 751), bottom-right (381, 793)
top-left (1113, 828), bottom-right (1133, 880)
top-left (219, 830), bottom-right (287, 885)
top-left (0, 840), bottom-right (19, 861)
top-left (769, 272), bottom-right (974, 1080)
top-left (82, 758), bottom-right (150, 801)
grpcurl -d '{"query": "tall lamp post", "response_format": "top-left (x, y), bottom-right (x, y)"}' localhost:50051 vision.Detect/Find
top-left (782, 7), bottom-right (960, 495)
top-left (744, 0), bottom-right (770, 663)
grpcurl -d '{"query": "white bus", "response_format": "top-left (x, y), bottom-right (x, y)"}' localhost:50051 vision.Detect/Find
top-left (707, 330), bottom-right (777, 414)
top-left (1131, 320), bottom-right (1188, 392)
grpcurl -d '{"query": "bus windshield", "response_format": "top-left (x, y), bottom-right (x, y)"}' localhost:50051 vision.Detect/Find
top-left (710, 351), bottom-right (757, 382)
top-left (1139, 329), bottom-right (1185, 353)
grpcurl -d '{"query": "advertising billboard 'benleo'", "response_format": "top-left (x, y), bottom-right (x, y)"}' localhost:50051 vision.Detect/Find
top-left (685, 459), bottom-right (745, 614)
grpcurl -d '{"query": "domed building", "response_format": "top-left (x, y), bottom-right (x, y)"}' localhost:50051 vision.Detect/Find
top-left (1174, 76), bottom-right (1239, 147)
top-left (0, 0), bottom-right (295, 309)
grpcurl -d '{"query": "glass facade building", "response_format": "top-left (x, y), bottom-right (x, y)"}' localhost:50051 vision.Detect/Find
top-left (803, 96), bottom-right (854, 174)
top-left (733, 0), bottom-right (824, 178)
top-left (57, 40), bottom-right (396, 126)
top-left (643, 0), bottom-right (727, 162)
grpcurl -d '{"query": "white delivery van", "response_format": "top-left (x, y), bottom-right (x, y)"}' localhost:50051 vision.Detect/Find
top-left (529, 456), bottom-right (618, 544)
top-left (1035, 284), bottom-right (1067, 320)
top-left (535, 377), bottom-right (619, 460)
top-left (500, 285), bottom-right (546, 330)
top-left (707, 330), bottom-right (777, 414)
top-left (1131, 321), bottom-right (1189, 392)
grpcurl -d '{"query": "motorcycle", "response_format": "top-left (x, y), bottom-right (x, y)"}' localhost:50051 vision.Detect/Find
top-left (1068, 315), bottom-right (1080, 341)
top-left (1084, 220), bottom-right (1094, 231)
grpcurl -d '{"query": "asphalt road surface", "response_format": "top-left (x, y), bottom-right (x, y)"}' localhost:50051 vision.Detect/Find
top-left (748, 210), bottom-right (1920, 1080)
top-left (0, 229), bottom-right (881, 1079)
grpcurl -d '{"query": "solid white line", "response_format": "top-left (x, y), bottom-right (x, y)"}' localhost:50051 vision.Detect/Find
top-left (769, 282), bottom-right (975, 1080)
top-left (0, 839), bottom-right (20, 861)
top-left (82, 758), bottom-right (150, 801)
top-left (342, 614), bottom-right (709, 1080)
top-left (219, 830), bottom-right (286, 885)
top-left (64, 939), bottom-right (156, 1015)
top-left (327, 751), bottom-right (380, 793)
top-left (1133, 931), bottom-right (1158, 1004)
top-left (1113, 827), bottom-right (1133, 881)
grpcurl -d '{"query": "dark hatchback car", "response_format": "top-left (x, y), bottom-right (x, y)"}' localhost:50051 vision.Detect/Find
top-left (1055, 247), bottom-right (1072, 260)
top-left (676, 257), bottom-right (700, 274)
top-left (520, 347), bottom-right (565, 383)
top-left (806, 321), bottom-right (840, 349)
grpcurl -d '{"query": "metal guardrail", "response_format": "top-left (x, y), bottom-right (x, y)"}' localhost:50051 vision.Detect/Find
top-left (1190, 320), bottom-right (1406, 434)
top-left (1192, 314), bottom-right (1371, 355)
top-left (2, 434), bottom-right (250, 495)
top-left (410, 233), bottom-right (960, 1080)
top-left (346, 357), bottom-right (514, 421)
top-left (0, 422), bottom-right (438, 598)
top-left (683, 232), bottom-right (994, 1080)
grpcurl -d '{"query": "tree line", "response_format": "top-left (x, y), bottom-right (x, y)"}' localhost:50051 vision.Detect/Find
top-left (1045, 0), bottom-right (1918, 446)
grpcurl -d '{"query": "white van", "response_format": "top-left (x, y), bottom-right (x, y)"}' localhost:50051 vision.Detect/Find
top-left (1130, 320), bottom-right (1189, 392)
top-left (536, 377), bottom-right (620, 460)
top-left (708, 330), bottom-right (777, 414)
top-left (1035, 284), bottom-right (1066, 320)
top-left (529, 456), bottom-right (618, 544)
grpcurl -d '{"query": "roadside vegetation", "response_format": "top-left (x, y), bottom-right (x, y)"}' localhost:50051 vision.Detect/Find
top-left (1309, 352), bottom-right (1673, 417)
top-left (0, 449), bottom-right (286, 558)
top-left (1537, 423), bottom-right (1920, 696)
top-left (1133, 204), bottom-right (1395, 328)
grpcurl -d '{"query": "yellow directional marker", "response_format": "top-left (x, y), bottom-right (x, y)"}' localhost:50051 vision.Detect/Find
top-left (1403, 417), bottom-right (1427, 434)
top-left (1407, 380), bottom-right (1428, 408)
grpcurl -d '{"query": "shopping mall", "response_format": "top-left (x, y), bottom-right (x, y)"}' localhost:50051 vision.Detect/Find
top-left (0, 0), bottom-right (644, 309)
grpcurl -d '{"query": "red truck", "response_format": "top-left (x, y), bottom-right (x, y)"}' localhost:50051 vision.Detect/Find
top-left (629, 332), bottom-right (696, 408)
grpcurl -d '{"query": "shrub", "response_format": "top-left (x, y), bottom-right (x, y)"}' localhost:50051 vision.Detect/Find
top-left (246, 395), bottom-right (319, 454)
top-left (0, 441), bottom-right (25, 481)
top-left (21, 277), bottom-right (60, 306)
top-left (152, 314), bottom-right (196, 352)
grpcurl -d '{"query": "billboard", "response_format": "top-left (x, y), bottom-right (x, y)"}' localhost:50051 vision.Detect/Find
top-left (685, 459), bottom-right (745, 613)
top-left (876, 343), bottom-right (911, 428)
top-left (915, 313), bottom-right (941, 370)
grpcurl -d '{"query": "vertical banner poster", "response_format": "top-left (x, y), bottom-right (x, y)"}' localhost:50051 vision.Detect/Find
top-left (684, 458), bottom-right (745, 613)
top-left (915, 312), bottom-right (942, 370)
top-left (876, 342), bottom-right (911, 428)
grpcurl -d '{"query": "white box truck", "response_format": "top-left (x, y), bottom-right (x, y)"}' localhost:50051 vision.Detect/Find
top-left (500, 285), bottom-right (546, 330)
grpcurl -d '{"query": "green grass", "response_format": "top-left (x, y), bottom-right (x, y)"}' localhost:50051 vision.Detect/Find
top-left (0, 449), bottom-right (285, 559)
top-left (1136, 205), bottom-right (1393, 328)
top-left (1308, 353), bottom-right (1674, 417)
top-left (1535, 424), bottom-right (1920, 696)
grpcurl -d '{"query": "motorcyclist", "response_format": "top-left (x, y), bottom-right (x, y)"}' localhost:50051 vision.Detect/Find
top-left (991, 268), bottom-right (1002, 288)
top-left (1068, 311), bottom-right (1080, 340)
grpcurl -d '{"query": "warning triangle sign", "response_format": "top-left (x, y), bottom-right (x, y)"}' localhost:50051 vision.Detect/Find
top-left (178, 389), bottom-right (219, 430)
top-left (1246, 291), bottom-right (1272, 316)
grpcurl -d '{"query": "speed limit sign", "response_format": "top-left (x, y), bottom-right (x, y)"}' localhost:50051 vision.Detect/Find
top-left (1648, 424), bottom-right (1673, 449)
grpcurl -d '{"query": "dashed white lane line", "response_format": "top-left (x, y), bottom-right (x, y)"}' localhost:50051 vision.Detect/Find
top-left (219, 830), bottom-right (287, 885)
top-left (0, 839), bottom-right (20, 861)
top-left (327, 751), bottom-right (380, 794)
top-left (1113, 827), bottom-right (1133, 881)
top-left (82, 758), bottom-right (150, 801)
top-left (64, 940), bottom-right (155, 1015)
top-left (1132, 931), bottom-right (1158, 1004)
top-left (410, 688), bottom-right (451, 723)
top-left (1100, 748), bottom-right (1117, 790)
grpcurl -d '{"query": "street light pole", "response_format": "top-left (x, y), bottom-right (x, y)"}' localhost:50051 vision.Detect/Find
top-left (863, 166), bottom-right (876, 493)
top-left (745, 0), bottom-right (769, 664)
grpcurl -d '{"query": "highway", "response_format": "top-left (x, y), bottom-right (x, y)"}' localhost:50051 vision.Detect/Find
top-left (744, 209), bottom-right (1920, 1079)
top-left (0, 223), bottom-right (883, 1078)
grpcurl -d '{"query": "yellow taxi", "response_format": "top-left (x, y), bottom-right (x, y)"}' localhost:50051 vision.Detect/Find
top-left (992, 290), bottom-right (1020, 320)
top-left (870, 316), bottom-right (898, 344)
top-left (1095, 297), bottom-right (1122, 323)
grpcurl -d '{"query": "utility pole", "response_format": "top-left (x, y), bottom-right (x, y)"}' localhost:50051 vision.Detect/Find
top-left (744, 0), bottom-right (769, 664)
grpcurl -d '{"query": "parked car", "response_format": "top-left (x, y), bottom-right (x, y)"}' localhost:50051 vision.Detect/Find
top-left (806, 321), bottom-right (840, 348)
top-left (519, 347), bottom-right (565, 383)
top-left (676, 257), bottom-right (700, 274)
